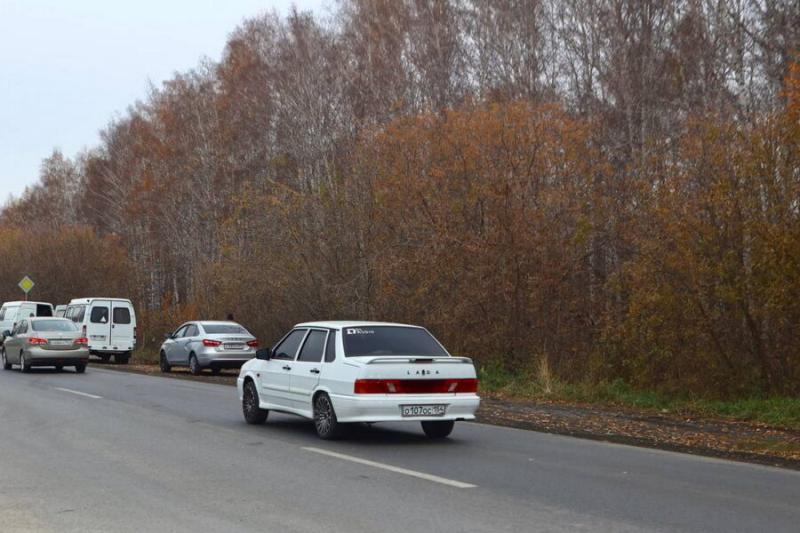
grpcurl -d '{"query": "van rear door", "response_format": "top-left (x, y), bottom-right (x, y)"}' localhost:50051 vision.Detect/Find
top-left (86, 300), bottom-right (111, 348)
top-left (110, 302), bottom-right (134, 351)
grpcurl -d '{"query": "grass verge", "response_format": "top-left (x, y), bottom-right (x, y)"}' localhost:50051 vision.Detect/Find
top-left (478, 360), bottom-right (800, 430)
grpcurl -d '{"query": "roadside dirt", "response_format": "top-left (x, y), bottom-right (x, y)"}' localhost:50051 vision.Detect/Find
top-left (97, 361), bottom-right (800, 470)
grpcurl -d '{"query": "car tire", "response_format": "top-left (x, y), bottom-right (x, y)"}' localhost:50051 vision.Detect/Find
top-left (20, 353), bottom-right (30, 373)
top-left (421, 420), bottom-right (455, 439)
top-left (242, 379), bottom-right (268, 424)
top-left (160, 352), bottom-right (171, 373)
top-left (1, 349), bottom-right (10, 371)
top-left (75, 363), bottom-right (86, 374)
top-left (313, 393), bottom-right (344, 440)
top-left (115, 352), bottom-right (130, 365)
top-left (189, 353), bottom-right (201, 375)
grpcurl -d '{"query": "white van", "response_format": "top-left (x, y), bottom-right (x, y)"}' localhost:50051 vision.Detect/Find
top-left (0, 301), bottom-right (54, 340)
top-left (65, 298), bottom-right (136, 364)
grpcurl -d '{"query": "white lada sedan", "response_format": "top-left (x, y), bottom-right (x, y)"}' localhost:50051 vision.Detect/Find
top-left (237, 321), bottom-right (480, 439)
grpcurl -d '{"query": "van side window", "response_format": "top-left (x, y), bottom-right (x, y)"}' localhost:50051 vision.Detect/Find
top-left (90, 306), bottom-right (109, 324)
top-left (36, 304), bottom-right (52, 317)
top-left (113, 307), bottom-right (131, 324)
top-left (73, 306), bottom-right (86, 322)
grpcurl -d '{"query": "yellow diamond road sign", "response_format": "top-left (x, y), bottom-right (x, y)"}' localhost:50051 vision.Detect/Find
top-left (18, 276), bottom-right (35, 294)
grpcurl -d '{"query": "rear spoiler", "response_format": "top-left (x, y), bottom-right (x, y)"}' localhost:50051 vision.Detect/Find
top-left (364, 356), bottom-right (473, 365)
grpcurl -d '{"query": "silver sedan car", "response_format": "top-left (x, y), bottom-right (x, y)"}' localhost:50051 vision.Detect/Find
top-left (160, 321), bottom-right (258, 375)
top-left (1, 317), bottom-right (89, 373)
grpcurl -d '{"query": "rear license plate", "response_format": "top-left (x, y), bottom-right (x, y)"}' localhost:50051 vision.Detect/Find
top-left (400, 404), bottom-right (447, 417)
top-left (51, 340), bottom-right (70, 346)
top-left (224, 343), bottom-right (244, 350)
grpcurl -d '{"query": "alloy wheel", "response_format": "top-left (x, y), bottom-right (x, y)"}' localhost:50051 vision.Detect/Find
top-left (314, 395), bottom-right (333, 436)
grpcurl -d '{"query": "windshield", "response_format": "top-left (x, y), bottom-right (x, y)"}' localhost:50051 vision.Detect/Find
top-left (342, 326), bottom-right (449, 357)
top-left (32, 320), bottom-right (78, 332)
top-left (202, 324), bottom-right (249, 335)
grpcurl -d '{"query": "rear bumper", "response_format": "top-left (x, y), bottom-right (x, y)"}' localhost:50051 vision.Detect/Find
top-left (196, 347), bottom-right (253, 367)
top-left (24, 348), bottom-right (89, 367)
top-left (26, 346), bottom-right (89, 359)
top-left (330, 393), bottom-right (480, 423)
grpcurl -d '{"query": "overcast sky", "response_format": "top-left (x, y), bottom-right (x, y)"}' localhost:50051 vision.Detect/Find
top-left (0, 0), bottom-right (328, 202)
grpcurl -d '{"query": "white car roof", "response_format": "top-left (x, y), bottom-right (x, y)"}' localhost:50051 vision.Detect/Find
top-left (2, 301), bottom-right (52, 306)
top-left (294, 320), bottom-right (424, 330)
top-left (69, 297), bottom-right (133, 304)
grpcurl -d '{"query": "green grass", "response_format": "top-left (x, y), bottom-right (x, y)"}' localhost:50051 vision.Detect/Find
top-left (477, 360), bottom-right (800, 430)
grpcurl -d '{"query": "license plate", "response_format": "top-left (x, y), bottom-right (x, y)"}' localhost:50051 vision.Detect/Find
top-left (51, 340), bottom-right (70, 346)
top-left (400, 404), bottom-right (447, 417)
top-left (224, 343), bottom-right (244, 350)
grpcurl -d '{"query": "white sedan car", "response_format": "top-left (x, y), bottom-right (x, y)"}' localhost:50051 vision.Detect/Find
top-left (237, 321), bottom-right (480, 439)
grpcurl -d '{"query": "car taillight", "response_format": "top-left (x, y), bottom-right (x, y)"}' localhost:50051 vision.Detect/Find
top-left (27, 337), bottom-right (48, 345)
top-left (74, 337), bottom-right (89, 346)
top-left (354, 378), bottom-right (479, 394)
top-left (246, 339), bottom-right (259, 348)
top-left (202, 339), bottom-right (222, 347)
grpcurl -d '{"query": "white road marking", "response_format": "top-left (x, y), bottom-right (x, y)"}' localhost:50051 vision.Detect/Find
top-left (302, 446), bottom-right (477, 488)
top-left (54, 387), bottom-right (102, 399)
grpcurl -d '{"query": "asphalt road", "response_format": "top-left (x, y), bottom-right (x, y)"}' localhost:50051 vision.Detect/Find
top-left (1, 367), bottom-right (798, 533)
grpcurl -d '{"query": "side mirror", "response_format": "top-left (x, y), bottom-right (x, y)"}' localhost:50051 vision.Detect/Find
top-left (256, 347), bottom-right (272, 360)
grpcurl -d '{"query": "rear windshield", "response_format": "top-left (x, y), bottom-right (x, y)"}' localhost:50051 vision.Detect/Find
top-left (32, 320), bottom-right (78, 332)
top-left (202, 324), bottom-right (249, 335)
top-left (342, 326), bottom-right (449, 357)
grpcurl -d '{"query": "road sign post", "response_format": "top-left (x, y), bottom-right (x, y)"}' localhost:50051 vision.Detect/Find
top-left (18, 276), bottom-right (35, 301)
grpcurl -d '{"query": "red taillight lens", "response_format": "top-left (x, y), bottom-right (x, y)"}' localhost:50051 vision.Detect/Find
top-left (27, 337), bottom-right (48, 345)
top-left (354, 378), bottom-right (479, 394)
top-left (202, 339), bottom-right (222, 347)
top-left (247, 339), bottom-right (259, 348)
top-left (74, 337), bottom-right (88, 346)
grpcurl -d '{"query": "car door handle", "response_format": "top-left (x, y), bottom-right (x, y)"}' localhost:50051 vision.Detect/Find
top-left (282, 365), bottom-right (292, 371)
top-left (309, 368), bottom-right (320, 374)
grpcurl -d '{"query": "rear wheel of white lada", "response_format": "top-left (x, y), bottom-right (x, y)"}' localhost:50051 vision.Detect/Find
top-left (421, 420), bottom-right (455, 439)
top-left (313, 393), bottom-right (344, 440)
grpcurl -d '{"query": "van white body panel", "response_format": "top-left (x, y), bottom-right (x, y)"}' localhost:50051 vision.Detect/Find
top-left (66, 298), bottom-right (136, 355)
top-left (0, 301), bottom-right (54, 341)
